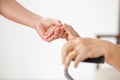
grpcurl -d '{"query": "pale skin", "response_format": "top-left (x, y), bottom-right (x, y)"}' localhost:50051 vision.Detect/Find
top-left (62, 24), bottom-right (120, 72)
top-left (0, 0), bottom-right (67, 42)
top-left (1, 0), bottom-right (120, 72)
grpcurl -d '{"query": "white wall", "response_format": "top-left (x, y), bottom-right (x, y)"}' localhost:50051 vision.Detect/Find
top-left (0, 0), bottom-right (119, 80)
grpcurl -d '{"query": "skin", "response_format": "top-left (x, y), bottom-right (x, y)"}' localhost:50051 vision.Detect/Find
top-left (1, 0), bottom-right (120, 72)
top-left (0, 0), bottom-right (67, 42)
top-left (62, 24), bottom-right (120, 72)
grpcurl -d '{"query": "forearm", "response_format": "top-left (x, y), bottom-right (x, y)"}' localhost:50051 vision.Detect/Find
top-left (105, 44), bottom-right (120, 72)
top-left (0, 0), bottom-right (42, 28)
top-left (112, 45), bottom-right (120, 71)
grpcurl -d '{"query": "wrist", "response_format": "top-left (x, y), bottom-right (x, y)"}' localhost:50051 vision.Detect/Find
top-left (32, 15), bottom-right (43, 29)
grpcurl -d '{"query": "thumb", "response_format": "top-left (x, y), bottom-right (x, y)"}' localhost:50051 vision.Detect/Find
top-left (63, 23), bottom-right (80, 39)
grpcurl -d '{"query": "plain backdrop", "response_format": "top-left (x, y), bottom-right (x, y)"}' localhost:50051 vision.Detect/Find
top-left (0, 0), bottom-right (119, 80)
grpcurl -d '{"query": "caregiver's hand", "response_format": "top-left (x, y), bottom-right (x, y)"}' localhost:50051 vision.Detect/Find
top-left (62, 24), bottom-right (120, 72)
top-left (35, 17), bottom-right (66, 42)
top-left (0, 0), bottom-right (66, 42)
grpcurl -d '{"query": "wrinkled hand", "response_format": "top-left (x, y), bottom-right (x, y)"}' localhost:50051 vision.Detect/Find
top-left (35, 17), bottom-right (66, 42)
top-left (62, 36), bottom-right (118, 69)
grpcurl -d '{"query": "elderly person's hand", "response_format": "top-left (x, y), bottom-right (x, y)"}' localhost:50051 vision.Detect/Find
top-left (62, 24), bottom-right (120, 72)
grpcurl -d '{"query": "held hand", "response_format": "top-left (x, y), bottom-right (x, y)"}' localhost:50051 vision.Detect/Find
top-left (62, 23), bottom-right (80, 40)
top-left (46, 23), bottom-right (80, 41)
top-left (35, 17), bottom-right (66, 42)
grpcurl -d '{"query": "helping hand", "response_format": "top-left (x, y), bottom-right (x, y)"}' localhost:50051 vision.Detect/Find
top-left (35, 17), bottom-right (66, 42)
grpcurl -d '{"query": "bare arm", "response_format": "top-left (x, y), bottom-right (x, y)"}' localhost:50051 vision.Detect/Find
top-left (0, 0), bottom-right (41, 28)
top-left (0, 0), bottom-right (66, 42)
top-left (107, 45), bottom-right (120, 71)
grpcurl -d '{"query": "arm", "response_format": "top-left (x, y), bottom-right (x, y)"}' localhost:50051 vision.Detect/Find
top-left (0, 0), bottom-right (65, 42)
top-left (0, 0), bottom-right (40, 28)
top-left (107, 45), bottom-right (120, 71)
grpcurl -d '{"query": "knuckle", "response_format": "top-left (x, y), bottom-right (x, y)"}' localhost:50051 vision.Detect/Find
top-left (62, 42), bottom-right (70, 50)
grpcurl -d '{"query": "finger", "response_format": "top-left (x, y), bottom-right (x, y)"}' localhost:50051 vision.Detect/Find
top-left (45, 34), bottom-right (56, 42)
top-left (41, 18), bottom-right (62, 29)
top-left (62, 42), bottom-right (74, 64)
top-left (45, 27), bottom-right (61, 42)
top-left (74, 52), bottom-right (90, 68)
top-left (61, 32), bottom-right (68, 39)
top-left (53, 27), bottom-right (61, 39)
top-left (44, 26), bottom-right (58, 38)
top-left (46, 27), bottom-right (60, 41)
top-left (64, 51), bottom-right (77, 69)
top-left (59, 27), bottom-right (65, 38)
top-left (63, 23), bottom-right (80, 38)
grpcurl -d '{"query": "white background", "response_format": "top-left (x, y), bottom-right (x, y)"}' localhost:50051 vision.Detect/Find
top-left (0, 0), bottom-right (119, 80)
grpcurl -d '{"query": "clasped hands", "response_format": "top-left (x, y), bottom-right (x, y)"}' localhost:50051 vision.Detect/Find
top-left (35, 17), bottom-right (116, 69)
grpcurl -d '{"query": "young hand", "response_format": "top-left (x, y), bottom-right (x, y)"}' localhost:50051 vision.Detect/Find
top-left (35, 17), bottom-right (66, 42)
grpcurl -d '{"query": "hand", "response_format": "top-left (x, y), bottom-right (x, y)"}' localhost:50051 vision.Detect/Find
top-left (62, 37), bottom-right (119, 69)
top-left (35, 17), bottom-right (66, 42)
top-left (62, 23), bottom-right (80, 40)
